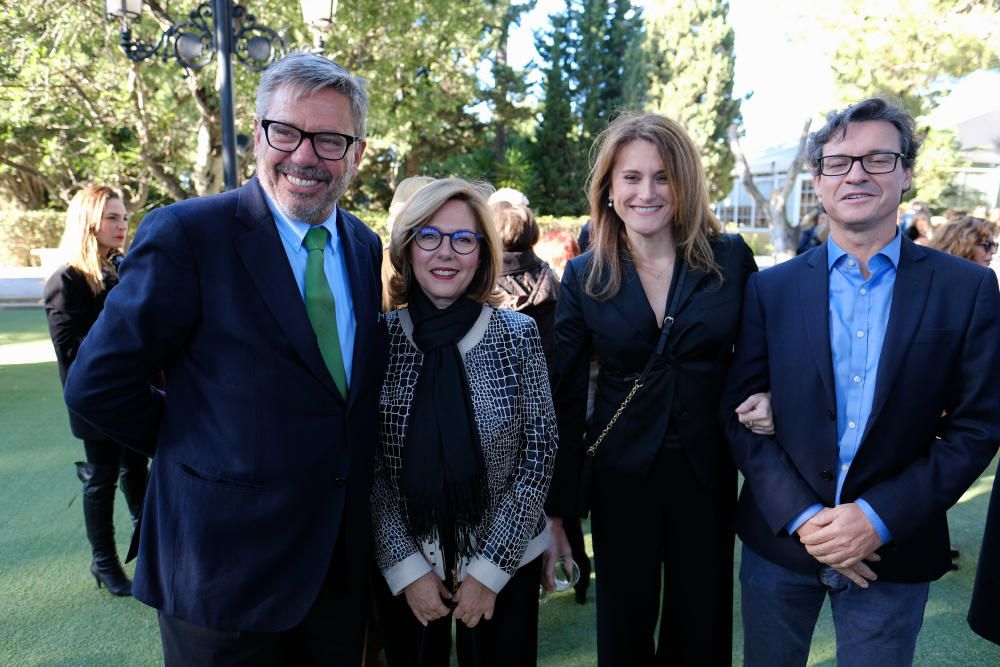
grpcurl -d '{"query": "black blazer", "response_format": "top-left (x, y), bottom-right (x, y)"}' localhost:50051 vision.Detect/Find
top-left (64, 177), bottom-right (386, 632)
top-left (546, 234), bottom-right (757, 518)
top-left (44, 264), bottom-right (117, 440)
top-left (722, 239), bottom-right (1000, 582)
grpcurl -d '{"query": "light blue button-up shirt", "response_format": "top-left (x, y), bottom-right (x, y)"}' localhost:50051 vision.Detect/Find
top-left (786, 232), bottom-right (901, 544)
top-left (263, 193), bottom-right (356, 384)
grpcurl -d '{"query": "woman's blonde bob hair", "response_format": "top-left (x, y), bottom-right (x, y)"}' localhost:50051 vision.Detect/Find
top-left (59, 185), bottom-right (124, 295)
top-left (388, 178), bottom-right (501, 307)
top-left (585, 112), bottom-right (722, 300)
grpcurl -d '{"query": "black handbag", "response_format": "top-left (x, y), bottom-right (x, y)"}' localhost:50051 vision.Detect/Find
top-left (578, 260), bottom-right (687, 518)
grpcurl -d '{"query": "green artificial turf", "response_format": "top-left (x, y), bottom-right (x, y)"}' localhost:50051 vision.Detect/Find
top-left (0, 308), bottom-right (49, 345)
top-left (1, 308), bottom-right (998, 665)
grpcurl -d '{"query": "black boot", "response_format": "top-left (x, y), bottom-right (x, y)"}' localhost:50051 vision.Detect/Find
top-left (118, 460), bottom-right (148, 528)
top-left (76, 462), bottom-right (132, 596)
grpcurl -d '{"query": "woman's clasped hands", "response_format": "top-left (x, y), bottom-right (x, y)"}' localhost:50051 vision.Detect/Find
top-left (403, 571), bottom-right (497, 629)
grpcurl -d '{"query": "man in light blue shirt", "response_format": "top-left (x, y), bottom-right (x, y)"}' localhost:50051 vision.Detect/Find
top-left (723, 98), bottom-right (1000, 667)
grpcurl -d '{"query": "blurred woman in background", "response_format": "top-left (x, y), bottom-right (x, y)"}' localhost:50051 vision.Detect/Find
top-left (44, 185), bottom-right (148, 596)
top-left (492, 202), bottom-right (560, 355)
top-left (382, 176), bottom-right (435, 312)
top-left (796, 206), bottom-right (829, 255)
top-left (930, 216), bottom-right (998, 268)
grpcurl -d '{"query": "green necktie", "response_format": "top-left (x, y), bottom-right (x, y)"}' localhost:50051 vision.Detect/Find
top-left (303, 226), bottom-right (348, 398)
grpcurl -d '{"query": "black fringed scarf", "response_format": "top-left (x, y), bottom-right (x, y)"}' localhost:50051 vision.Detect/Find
top-left (401, 286), bottom-right (488, 561)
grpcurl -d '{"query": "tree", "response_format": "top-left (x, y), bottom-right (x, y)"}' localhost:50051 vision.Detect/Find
top-left (333, 0), bottom-right (498, 199)
top-left (573, 0), bottom-right (644, 143)
top-left (482, 1), bottom-right (536, 165)
top-left (641, 0), bottom-right (741, 200)
top-left (532, 12), bottom-right (587, 215)
top-left (0, 0), bottom-right (499, 211)
top-left (818, 0), bottom-right (1000, 205)
top-left (729, 120), bottom-right (812, 257)
top-left (726, 0), bottom-right (999, 248)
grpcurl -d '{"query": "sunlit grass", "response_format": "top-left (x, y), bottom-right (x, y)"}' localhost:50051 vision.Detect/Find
top-left (1, 309), bottom-right (998, 666)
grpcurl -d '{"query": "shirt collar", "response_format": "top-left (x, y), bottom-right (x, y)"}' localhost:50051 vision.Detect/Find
top-left (826, 228), bottom-right (901, 272)
top-left (261, 188), bottom-right (340, 253)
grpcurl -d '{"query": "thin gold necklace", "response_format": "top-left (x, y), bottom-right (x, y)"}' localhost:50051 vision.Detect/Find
top-left (637, 261), bottom-right (672, 280)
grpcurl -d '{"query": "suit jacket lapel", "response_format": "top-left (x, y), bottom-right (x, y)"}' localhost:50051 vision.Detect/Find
top-left (234, 178), bottom-right (342, 398)
top-left (861, 239), bottom-right (932, 441)
top-left (800, 245), bottom-right (837, 405)
top-left (607, 263), bottom-right (660, 343)
top-left (673, 261), bottom-right (708, 317)
top-left (336, 208), bottom-right (376, 411)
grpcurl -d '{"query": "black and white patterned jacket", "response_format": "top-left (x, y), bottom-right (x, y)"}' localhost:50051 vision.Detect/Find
top-left (372, 305), bottom-right (558, 595)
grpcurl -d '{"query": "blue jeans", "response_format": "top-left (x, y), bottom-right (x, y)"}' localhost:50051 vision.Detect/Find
top-left (739, 544), bottom-right (929, 667)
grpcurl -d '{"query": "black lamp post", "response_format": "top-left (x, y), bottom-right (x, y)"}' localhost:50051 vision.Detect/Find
top-left (105, 1), bottom-right (337, 190)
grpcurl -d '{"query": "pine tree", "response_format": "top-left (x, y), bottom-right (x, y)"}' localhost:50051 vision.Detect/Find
top-left (533, 12), bottom-right (587, 215)
top-left (573, 0), bottom-right (644, 143)
top-left (485, 1), bottom-right (537, 165)
top-left (641, 0), bottom-right (741, 200)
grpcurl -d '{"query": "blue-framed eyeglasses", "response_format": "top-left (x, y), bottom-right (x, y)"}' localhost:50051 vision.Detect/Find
top-left (413, 227), bottom-right (481, 255)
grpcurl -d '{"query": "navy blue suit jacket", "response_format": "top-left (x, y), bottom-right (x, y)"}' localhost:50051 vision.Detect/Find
top-left (64, 177), bottom-right (386, 631)
top-left (722, 238), bottom-right (1000, 583)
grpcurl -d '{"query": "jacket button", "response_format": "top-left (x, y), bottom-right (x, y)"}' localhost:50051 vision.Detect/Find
top-left (827, 409), bottom-right (836, 421)
top-left (820, 470), bottom-right (834, 481)
top-left (334, 477), bottom-right (347, 487)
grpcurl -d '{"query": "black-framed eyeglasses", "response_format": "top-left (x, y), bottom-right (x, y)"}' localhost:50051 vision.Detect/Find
top-left (977, 241), bottom-right (999, 253)
top-left (260, 119), bottom-right (360, 161)
top-left (818, 152), bottom-right (903, 177)
top-left (413, 226), bottom-right (481, 255)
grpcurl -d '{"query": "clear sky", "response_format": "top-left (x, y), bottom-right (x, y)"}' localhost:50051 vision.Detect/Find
top-left (510, 0), bottom-right (837, 156)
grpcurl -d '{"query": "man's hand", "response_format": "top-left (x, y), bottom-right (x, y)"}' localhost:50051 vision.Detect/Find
top-left (541, 516), bottom-right (574, 592)
top-left (735, 392), bottom-right (775, 435)
top-left (453, 575), bottom-right (497, 629)
top-left (830, 561), bottom-right (879, 589)
top-left (798, 504), bottom-right (882, 588)
top-left (403, 571), bottom-right (453, 626)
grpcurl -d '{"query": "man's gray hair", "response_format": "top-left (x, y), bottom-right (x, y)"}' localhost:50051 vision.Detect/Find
top-left (807, 97), bottom-right (920, 175)
top-left (256, 53), bottom-right (369, 138)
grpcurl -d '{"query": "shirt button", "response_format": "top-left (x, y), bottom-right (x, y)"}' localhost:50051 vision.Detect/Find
top-left (853, 375), bottom-right (862, 383)
top-left (847, 259), bottom-right (856, 267)
top-left (848, 420), bottom-right (857, 429)
top-left (860, 287), bottom-right (868, 295)
top-left (841, 464), bottom-right (849, 472)
top-left (856, 330), bottom-right (865, 338)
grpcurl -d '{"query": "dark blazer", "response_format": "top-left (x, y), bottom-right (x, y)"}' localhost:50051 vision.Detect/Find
top-left (63, 177), bottom-right (386, 632)
top-left (546, 234), bottom-right (757, 518)
top-left (722, 238), bottom-right (1000, 583)
top-left (43, 264), bottom-right (118, 439)
top-left (970, 471), bottom-right (1000, 644)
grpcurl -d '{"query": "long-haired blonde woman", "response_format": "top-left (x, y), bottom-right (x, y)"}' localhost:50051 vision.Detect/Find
top-left (545, 113), bottom-right (769, 665)
top-left (371, 178), bottom-right (557, 666)
top-left (43, 185), bottom-right (148, 596)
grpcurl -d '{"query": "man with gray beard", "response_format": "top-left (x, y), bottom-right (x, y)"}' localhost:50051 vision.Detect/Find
top-left (64, 53), bottom-right (386, 664)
